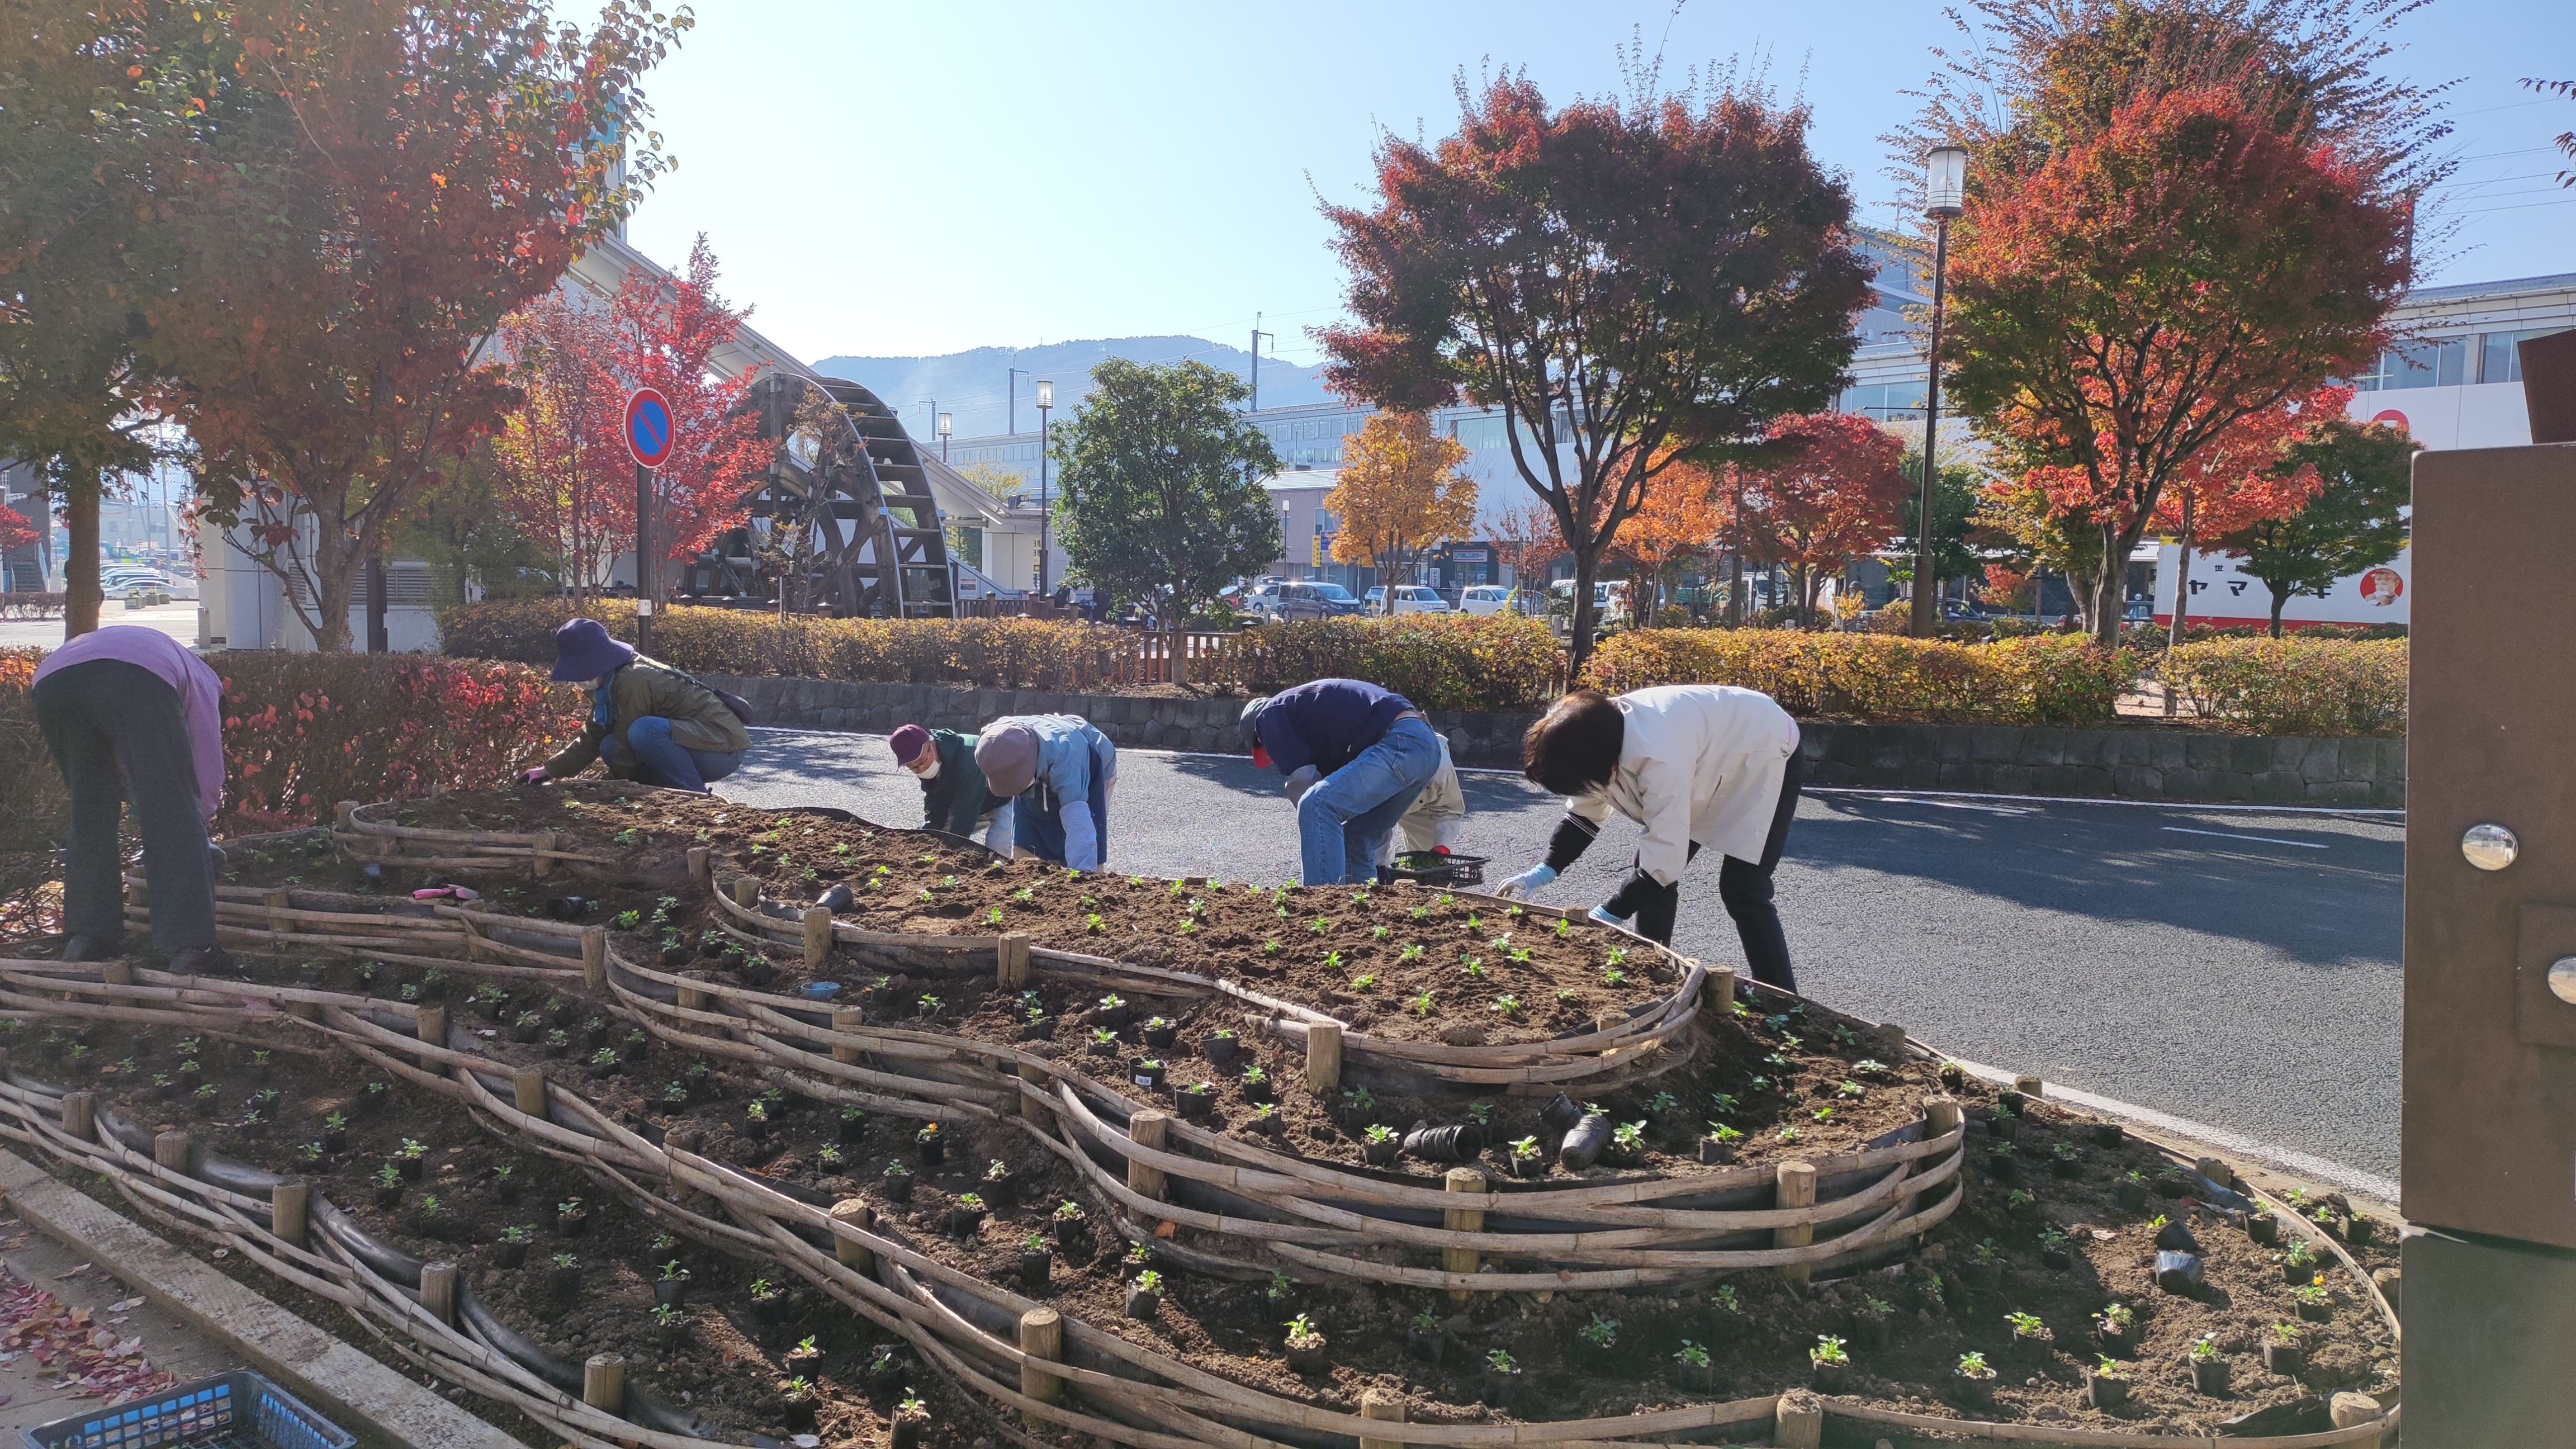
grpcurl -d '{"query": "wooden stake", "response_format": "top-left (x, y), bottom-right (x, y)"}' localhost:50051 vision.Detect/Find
top-left (729, 876), bottom-right (759, 910)
top-left (415, 1003), bottom-right (447, 1049)
top-left (1358, 1389), bottom-right (1407, 1449)
top-left (1019, 1060), bottom-right (1050, 1118)
top-left (532, 830), bottom-right (556, 879)
top-left (1018, 1307), bottom-right (1064, 1404)
top-left (1305, 1021), bottom-right (1342, 1095)
top-left (1442, 1168), bottom-right (1484, 1302)
top-left (831, 1008), bottom-right (866, 1066)
top-left (271, 1178), bottom-right (309, 1249)
top-left (802, 907), bottom-right (832, 970)
top-left (678, 973), bottom-right (712, 1012)
top-left (262, 889), bottom-right (292, 937)
top-left (582, 1353), bottom-right (625, 1414)
top-left (1773, 1389), bottom-right (1824, 1449)
top-left (1924, 1094), bottom-right (1962, 1140)
top-left (2329, 1392), bottom-right (2381, 1429)
top-left (513, 1066), bottom-right (547, 1117)
top-left (153, 1130), bottom-right (193, 1178)
top-left (58, 1092), bottom-right (94, 1145)
top-left (2014, 1073), bottom-right (2044, 1100)
top-left (1775, 1160), bottom-right (1818, 1289)
top-left (1127, 1110), bottom-right (1169, 1210)
top-left (997, 932), bottom-right (1030, 991)
top-left (828, 1198), bottom-right (875, 1275)
top-left (581, 927), bottom-right (607, 991)
top-left (686, 846), bottom-right (711, 888)
top-left (1707, 964), bottom-right (1737, 1014)
top-left (420, 1261), bottom-right (459, 1327)
top-left (335, 801), bottom-right (359, 831)
top-left (101, 961), bottom-right (133, 987)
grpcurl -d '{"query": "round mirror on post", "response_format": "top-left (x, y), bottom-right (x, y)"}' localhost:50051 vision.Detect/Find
top-left (2550, 957), bottom-right (2576, 1006)
top-left (2461, 822), bottom-right (2520, 872)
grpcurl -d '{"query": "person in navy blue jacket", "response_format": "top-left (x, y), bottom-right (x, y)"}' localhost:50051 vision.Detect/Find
top-left (1239, 678), bottom-right (1444, 885)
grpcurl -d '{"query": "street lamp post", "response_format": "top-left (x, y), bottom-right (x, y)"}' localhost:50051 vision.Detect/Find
top-left (1035, 380), bottom-right (1053, 599)
top-left (937, 411), bottom-right (953, 463)
top-left (1008, 367), bottom-right (1029, 437)
top-left (1911, 144), bottom-right (1968, 641)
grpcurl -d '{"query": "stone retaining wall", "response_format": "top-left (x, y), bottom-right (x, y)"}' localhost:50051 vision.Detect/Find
top-left (711, 675), bottom-right (2403, 807)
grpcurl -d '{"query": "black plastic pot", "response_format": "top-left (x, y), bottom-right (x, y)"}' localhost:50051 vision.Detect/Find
top-left (2248, 1211), bottom-right (2280, 1244)
top-left (949, 1204), bottom-right (987, 1237)
top-left (2116, 1180), bottom-right (2150, 1211)
top-left (1053, 1216), bottom-right (1087, 1253)
top-left (654, 1276), bottom-right (687, 1308)
top-left (982, 1173), bottom-right (1017, 1209)
top-left (557, 1209), bottom-right (590, 1239)
top-left (1086, 1038), bottom-right (1117, 1059)
top-left (1141, 1021), bottom-right (1177, 1049)
top-left (1251, 1111), bottom-right (1285, 1138)
top-left (2096, 1320), bottom-right (2134, 1356)
top-left (1508, 1153), bottom-right (1547, 1180)
top-left (2344, 1215), bottom-right (2376, 1247)
top-left (1952, 1370), bottom-right (1996, 1410)
top-left (2156, 1219), bottom-right (2204, 1253)
top-left (2040, 1243), bottom-right (2072, 1271)
top-left (1407, 1324), bottom-right (1445, 1365)
top-left (1480, 1366), bottom-right (1522, 1410)
top-left (582, 1021), bottom-right (610, 1052)
top-left (1848, 1313), bottom-right (1890, 1351)
top-left (752, 1294), bottom-right (787, 1326)
top-left (394, 1156), bottom-right (424, 1183)
top-left (2190, 1356), bottom-right (2231, 1395)
top-left (2296, 1296), bottom-right (2334, 1323)
top-left (1202, 1034), bottom-right (1242, 1068)
top-left (1402, 1123), bottom-right (1481, 1163)
top-left (657, 1316), bottom-right (689, 1351)
top-left (1539, 1093), bottom-right (1583, 1133)
top-left (1810, 1357), bottom-right (1849, 1393)
top-left (1286, 1338), bottom-right (1330, 1376)
top-left (2155, 1249), bottom-right (2204, 1295)
top-left (782, 1396), bottom-right (818, 1434)
top-left (1020, 1249), bottom-right (1052, 1290)
top-left (1130, 1060), bottom-right (1167, 1092)
top-left (884, 1174), bottom-right (915, 1204)
top-left (1557, 1113), bottom-right (1613, 1172)
top-left (1238, 1073), bottom-right (1274, 1104)
top-left (1020, 1017), bottom-right (1057, 1041)
top-left (1093, 1001), bottom-right (1133, 1030)
top-left (2051, 1152), bottom-right (2085, 1180)
top-left (549, 1262), bottom-right (581, 1296)
top-left (837, 1113), bottom-right (868, 1145)
top-left (1988, 1112), bottom-right (2019, 1142)
top-left (372, 1183), bottom-right (404, 1210)
top-left (2086, 1368), bottom-right (2131, 1409)
top-left (1985, 1150), bottom-right (2019, 1183)
top-left (1124, 1286), bottom-right (1161, 1320)
top-left (1697, 1135), bottom-right (1736, 1165)
top-left (1175, 1087), bottom-right (1214, 1120)
top-left (2264, 1339), bottom-right (2304, 1376)
top-left (888, 1416), bottom-right (924, 1449)
top-left (1362, 1138), bottom-right (1399, 1167)
top-left (494, 1239), bottom-right (528, 1270)
top-left (320, 1128), bottom-right (346, 1155)
top-left (2092, 1121), bottom-right (2126, 1148)
top-left (916, 1133), bottom-right (945, 1167)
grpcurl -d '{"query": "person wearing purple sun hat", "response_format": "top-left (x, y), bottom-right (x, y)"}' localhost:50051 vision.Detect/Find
top-left (519, 618), bottom-right (752, 793)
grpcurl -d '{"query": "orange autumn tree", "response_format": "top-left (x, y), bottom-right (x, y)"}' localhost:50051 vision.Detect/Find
top-left (1612, 461), bottom-right (1726, 627)
top-left (1489, 501), bottom-right (1565, 607)
top-left (1325, 412), bottom-right (1478, 610)
top-left (2149, 385), bottom-right (2342, 643)
top-left (1733, 412), bottom-right (1910, 627)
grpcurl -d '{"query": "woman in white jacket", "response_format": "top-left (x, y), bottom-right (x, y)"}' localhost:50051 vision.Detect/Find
top-left (1494, 685), bottom-right (1802, 990)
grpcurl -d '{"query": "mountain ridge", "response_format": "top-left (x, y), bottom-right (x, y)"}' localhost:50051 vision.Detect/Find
top-left (812, 335), bottom-right (1333, 443)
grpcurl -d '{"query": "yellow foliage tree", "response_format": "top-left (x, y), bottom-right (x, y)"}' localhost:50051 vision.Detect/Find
top-left (1325, 413), bottom-right (1478, 611)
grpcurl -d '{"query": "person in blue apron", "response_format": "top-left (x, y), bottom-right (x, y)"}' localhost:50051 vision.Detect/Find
top-left (973, 714), bottom-right (1117, 871)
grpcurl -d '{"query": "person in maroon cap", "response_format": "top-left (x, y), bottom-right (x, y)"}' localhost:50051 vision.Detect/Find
top-left (889, 724), bottom-right (1013, 852)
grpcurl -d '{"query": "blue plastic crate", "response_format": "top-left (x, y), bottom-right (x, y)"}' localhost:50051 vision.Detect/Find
top-left (21, 1369), bottom-right (353, 1449)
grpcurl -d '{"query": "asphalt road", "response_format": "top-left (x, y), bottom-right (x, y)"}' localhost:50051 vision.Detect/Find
top-left (719, 728), bottom-right (2404, 1196)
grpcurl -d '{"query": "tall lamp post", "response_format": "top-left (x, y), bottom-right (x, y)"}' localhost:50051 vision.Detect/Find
top-left (1910, 144), bottom-right (1968, 640)
top-left (1035, 380), bottom-right (1053, 598)
top-left (936, 411), bottom-right (953, 463)
top-left (1008, 367), bottom-right (1029, 437)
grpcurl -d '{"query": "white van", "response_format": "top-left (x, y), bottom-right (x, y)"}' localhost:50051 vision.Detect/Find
top-left (1363, 584), bottom-right (1451, 615)
top-left (1456, 585), bottom-right (1518, 617)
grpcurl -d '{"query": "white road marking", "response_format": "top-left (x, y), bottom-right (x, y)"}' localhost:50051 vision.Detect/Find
top-left (1874, 796), bottom-right (2033, 816)
top-left (2160, 826), bottom-right (2329, 850)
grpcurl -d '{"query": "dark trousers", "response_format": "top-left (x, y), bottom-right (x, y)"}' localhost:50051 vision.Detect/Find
top-left (32, 659), bottom-right (219, 953)
top-left (1603, 752), bottom-right (1802, 992)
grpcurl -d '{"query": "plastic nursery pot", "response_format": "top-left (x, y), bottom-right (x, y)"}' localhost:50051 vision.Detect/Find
top-left (1238, 1072), bottom-right (1275, 1105)
top-left (1092, 1000), bottom-right (1133, 1030)
top-left (1810, 1357), bottom-right (1849, 1393)
top-left (2248, 1211), bottom-right (2281, 1245)
top-left (2190, 1355), bottom-right (2231, 1395)
top-left (1403, 1123), bottom-right (1482, 1163)
top-left (1848, 1313), bottom-right (1890, 1351)
top-left (489, 1172), bottom-right (519, 1204)
top-left (1508, 1152), bottom-right (1549, 1181)
top-left (949, 1202), bottom-right (988, 1237)
top-left (883, 1172), bottom-right (916, 1204)
top-left (318, 1126), bottom-right (348, 1155)
top-left (1020, 1249), bottom-right (1052, 1290)
top-left (2156, 1219), bottom-right (2204, 1253)
top-left (1540, 1093), bottom-right (1584, 1133)
top-left (1130, 1059), bottom-right (1167, 1092)
top-left (2092, 1120), bottom-right (2127, 1148)
top-left (2155, 1251), bottom-right (2204, 1295)
top-left (557, 1208), bottom-right (591, 1239)
top-left (1053, 1216), bottom-right (1088, 1253)
top-left (2040, 1242), bottom-right (2072, 1271)
top-left (493, 1239), bottom-right (528, 1271)
top-left (1251, 1110), bottom-right (1285, 1138)
top-left (1141, 1020), bottom-right (1178, 1049)
top-left (2345, 1215), bottom-right (2376, 1247)
top-left (2115, 1180), bottom-right (2151, 1211)
top-left (1175, 1087), bottom-right (1215, 1120)
top-left (1951, 1368), bottom-right (1997, 1410)
top-left (1285, 1336), bottom-right (1330, 1376)
top-left (982, 1171), bottom-right (1018, 1208)
top-left (1362, 1136), bottom-right (1400, 1168)
top-left (2296, 1296), bottom-right (2334, 1324)
top-left (654, 1276), bottom-right (688, 1308)
top-left (394, 1155), bottom-right (425, 1184)
top-left (1202, 1034), bottom-right (1243, 1068)
top-left (1407, 1323), bottom-right (1446, 1365)
top-left (889, 1414), bottom-right (926, 1449)
top-left (372, 1182), bottom-right (404, 1210)
top-left (2264, 1339), bottom-right (2305, 1376)
top-left (549, 1261), bottom-right (583, 1296)
top-left (1697, 1134), bottom-right (1737, 1165)
top-left (1987, 1112), bottom-right (2020, 1142)
top-left (1480, 1363), bottom-right (1523, 1410)
top-left (2086, 1367), bottom-right (2132, 1409)
top-left (582, 1021), bottom-right (610, 1051)
top-left (1086, 1036), bottom-right (1118, 1059)
top-left (2010, 1328), bottom-right (2054, 1366)
top-left (752, 1292), bottom-right (788, 1326)
top-left (1985, 1149), bottom-right (2019, 1183)
top-left (915, 1130), bottom-right (945, 1167)
top-left (2095, 1319), bottom-right (2134, 1356)
top-left (2051, 1150), bottom-right (2086, 1180)
top-left (1020, 1016), bottom-right (1057, 1042)
top-left (1557, 1113), bottom-right (1613, 1172)
top-left (1124, 1285), bottom-right (1161, 1320)
top-left (781, 1394), bottom-right (819, 1434)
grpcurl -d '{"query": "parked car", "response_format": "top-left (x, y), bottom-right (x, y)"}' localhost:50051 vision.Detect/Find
top-left (1456, 584), bottom-right (1520, 617)
top-left (1256, 581), bottom-right (1365, 622)
top-left (1362, 584), bottom-right (1451, 615)
top-left (1548, 578), bottom-right (1631, 623)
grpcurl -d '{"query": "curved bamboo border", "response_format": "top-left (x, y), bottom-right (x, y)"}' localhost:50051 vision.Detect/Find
top-left (0, 960), bottom-right (2399, 1449)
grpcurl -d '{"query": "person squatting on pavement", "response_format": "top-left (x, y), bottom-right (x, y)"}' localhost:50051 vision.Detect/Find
top-left (974, 714), bottom-right (1116, 871)
top-left (888, 723), bottom-right (1015, 853)
top-left (1240, 678), bottom-right (1444, 887)
top-left (32, 624), bottom-right (231, 973)
top-left (521, 618), bottom-right (752, 793)
top-left (1372, 731), bottom-right (1466, 878)
top-left (1495, 684), bottom-right (1803, 991)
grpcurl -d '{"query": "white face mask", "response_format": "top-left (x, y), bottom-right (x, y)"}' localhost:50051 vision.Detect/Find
top-left (908, 756), bottom-right (941, 781)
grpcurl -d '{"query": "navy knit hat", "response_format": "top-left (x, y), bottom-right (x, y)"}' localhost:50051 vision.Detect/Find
top-left (549, 617), bottom-right (636, 683)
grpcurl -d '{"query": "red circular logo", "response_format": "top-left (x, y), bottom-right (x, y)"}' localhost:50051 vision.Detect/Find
top-left (2360, 567), bottom-right (2403, 607)
top-left (2370, 409), bottom-right (2409, 430)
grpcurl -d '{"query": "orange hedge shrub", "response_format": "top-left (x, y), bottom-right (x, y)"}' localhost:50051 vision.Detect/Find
top-left (1579, 628), bottom-right (2138, 727)
top-left (2163, 638), bottom-right (2407, 736)
top-left (1210, 614), bottom-right (1564, 711)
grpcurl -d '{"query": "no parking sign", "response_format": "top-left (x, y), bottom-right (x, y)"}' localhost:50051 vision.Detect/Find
top-left (624, 387), bottom-right (674, 470)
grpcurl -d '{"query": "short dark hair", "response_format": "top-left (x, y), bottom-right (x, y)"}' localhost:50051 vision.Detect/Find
top-left (1522, 690), bottom-right (1623, 796)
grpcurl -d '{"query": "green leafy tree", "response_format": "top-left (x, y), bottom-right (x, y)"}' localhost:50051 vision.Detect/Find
top-left (2213, 412), bottom-right (2413, 636)
top-left (1895, 451), bottom-right (1986, 605)
top-left (1320, 68), bottom-right (1871, 673)
top-left (1049, 358), bottom-right (1281, 684)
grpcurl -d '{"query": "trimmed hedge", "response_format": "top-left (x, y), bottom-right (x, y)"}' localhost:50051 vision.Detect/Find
top-left (1213, 614), bottom-right (1563, 711)
top-left (2163, 638), bottom-right (2408, 737)
top-left (1579, 628), bottom-right (2139, 727)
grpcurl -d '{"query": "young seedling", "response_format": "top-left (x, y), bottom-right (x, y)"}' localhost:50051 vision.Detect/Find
top-left (1577, 1314), bottom-right (1619, 1349)
top-left (2190, 1333), bottom-right (2223, 1363)
top-left (1812, 1334), bottom-right (1850, 1365)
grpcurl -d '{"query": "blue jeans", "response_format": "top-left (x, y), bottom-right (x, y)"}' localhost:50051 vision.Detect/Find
top-left (1296, 715), bottom-right (1442, 886)
top-left (1014, 742), bottom-right (1110, 869)
top-left (607, 716), bottom-right (744, 793)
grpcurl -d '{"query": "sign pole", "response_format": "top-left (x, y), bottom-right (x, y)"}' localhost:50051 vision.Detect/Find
top-left (634, 462), bottom-right (654, 656)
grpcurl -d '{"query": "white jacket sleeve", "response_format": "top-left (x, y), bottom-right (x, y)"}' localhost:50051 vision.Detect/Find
top-left (1060, 801), bottom-right (1100, 873)
top-left (1631, 754), bottom-right (1694, 886)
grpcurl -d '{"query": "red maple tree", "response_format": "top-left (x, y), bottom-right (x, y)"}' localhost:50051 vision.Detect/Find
top-left (2146, 385), bottom-right (2342, 640)
top-left (602, 236), bottom-right (766, 596)
top-left (1731, 413), bottom-right (1911, 627)
top-left (491, 293), bottom-right (624, 595)
top-left (0, 504), bottom-right (34, 557)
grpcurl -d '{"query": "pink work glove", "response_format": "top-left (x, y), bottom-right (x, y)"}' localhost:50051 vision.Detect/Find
top-left (519, 767), bottom-right (548, 785)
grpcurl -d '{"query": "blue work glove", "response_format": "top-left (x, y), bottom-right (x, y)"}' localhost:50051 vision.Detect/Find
top-left (1494, 864), bottom-right (1556, 899)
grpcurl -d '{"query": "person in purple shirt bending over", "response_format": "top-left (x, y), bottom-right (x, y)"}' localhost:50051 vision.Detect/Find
top-left (31, 626), bottom-right (231, 974)
top-left (1238, 678), bottom-right (1444, 886)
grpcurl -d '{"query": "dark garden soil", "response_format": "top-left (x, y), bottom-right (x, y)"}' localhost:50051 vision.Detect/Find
top-left (94, 787), bottom-right (2405, 1439)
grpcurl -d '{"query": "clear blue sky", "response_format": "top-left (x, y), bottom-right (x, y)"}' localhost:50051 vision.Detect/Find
top-left (624, 0), bottom-right (2576, 375)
